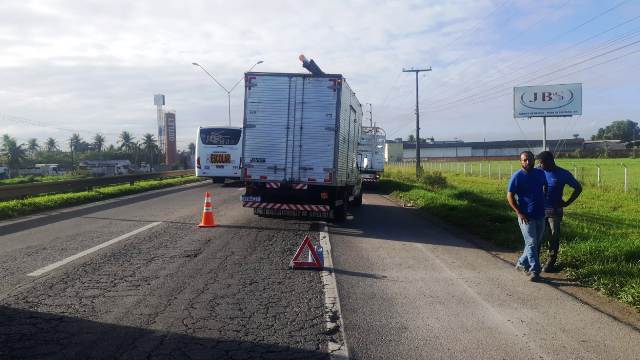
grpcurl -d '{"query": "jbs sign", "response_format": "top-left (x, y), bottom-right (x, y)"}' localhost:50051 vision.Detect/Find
top-left (514, 83), bottom-right (582, 118)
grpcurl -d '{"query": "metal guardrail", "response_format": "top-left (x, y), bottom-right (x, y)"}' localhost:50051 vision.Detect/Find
top-left (0, 170), bottom-right (194, 201)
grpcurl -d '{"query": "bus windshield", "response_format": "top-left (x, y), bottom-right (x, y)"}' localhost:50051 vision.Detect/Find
top-left (200, 128), bottom-right (242, 146)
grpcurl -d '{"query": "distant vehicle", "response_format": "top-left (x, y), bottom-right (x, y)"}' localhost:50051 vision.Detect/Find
top-left (195, 126), bottom-right (242, 183)
top-left (34, 164), bottom-right (64, 176)
top-left (241, 57), bottom-right (363, 221)
top-left (18, 164), bottom-right (64, 177)
top-left (79, 160), bottom-right (132, 177)
top-left (357, 126), bottom-right (386, 183)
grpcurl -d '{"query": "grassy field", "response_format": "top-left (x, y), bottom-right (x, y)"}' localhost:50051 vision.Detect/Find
top-left (0, 176), bottom-right (205, 220)
top-left (382, 163), bottom-right (640, 310)
top-left (397, 158), bottom-right (640, 193)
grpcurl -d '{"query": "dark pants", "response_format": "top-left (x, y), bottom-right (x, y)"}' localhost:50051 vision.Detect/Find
top-left (542, 208), bottom-right (563, 268)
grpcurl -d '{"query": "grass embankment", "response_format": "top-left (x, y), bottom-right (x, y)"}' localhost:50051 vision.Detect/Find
top-left (382, 164), bottom-right (640, 310)
top-left (0, 176), bottom-right (205, 220)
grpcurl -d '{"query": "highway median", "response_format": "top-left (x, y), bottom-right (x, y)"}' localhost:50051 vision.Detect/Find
top-left (0, 176), bottom-right (205, 220)
top-left (380, 164), bottom-right (640, 311)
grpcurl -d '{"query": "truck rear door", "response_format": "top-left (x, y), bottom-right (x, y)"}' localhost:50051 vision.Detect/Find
top-left (244, 74), bottom-right (338, 184)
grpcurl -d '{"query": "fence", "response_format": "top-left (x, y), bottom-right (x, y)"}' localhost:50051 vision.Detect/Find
top-left (391, 159), bottom-right (640, 194)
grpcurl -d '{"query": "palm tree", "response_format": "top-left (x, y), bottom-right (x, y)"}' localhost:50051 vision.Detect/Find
top-left (1, 135), bottom-right (27, 177)
top-left (141, 133), bottom-right (160, 166)
top-left (93, 133), bottom-right (105, 152)
top-left (69, 133), bottom-right (83, 153)
top-left (118, 131), bottom-right (136, 153)
top-left (27, 138), bottom-right (40, 158)
top-left (68, 133), bottom-right (83, 171)
top-left (45, 137), bottom-right (59, 152)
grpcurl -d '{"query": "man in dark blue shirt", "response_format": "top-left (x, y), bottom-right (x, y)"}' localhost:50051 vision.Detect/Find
top-left (536, 151), bottom-right (582, 272)
top-left (507, 151), bottom-right (547, 281)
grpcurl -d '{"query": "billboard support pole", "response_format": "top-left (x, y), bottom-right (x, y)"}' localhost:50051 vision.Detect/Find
top-left (543, 116), bottom-right (547, 151)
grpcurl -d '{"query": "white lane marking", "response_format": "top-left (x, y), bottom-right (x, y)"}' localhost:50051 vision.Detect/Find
top-left (27, 222), bottom-right (162, 277)
top-left (319, 222), bottom-right (350, 360)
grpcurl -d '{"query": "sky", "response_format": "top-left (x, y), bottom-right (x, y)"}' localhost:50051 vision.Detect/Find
top-left (1, 0), bottom-right (639, 150)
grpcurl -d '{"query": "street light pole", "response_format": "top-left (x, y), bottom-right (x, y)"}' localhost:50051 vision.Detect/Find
top-left (192, 60), bottom-right (263, 126)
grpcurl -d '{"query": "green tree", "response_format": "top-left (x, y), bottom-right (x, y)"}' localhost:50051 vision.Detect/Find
top-left (591, 120), bottom-right (639, 142)
top-left (69, 133), bottom-right (83, 153)
top-left (27, 138), bottom-right (40, 158)
top-left (140, 133), bottom-right (160, 166)
top-left (1, 135), bottom-right (27, 177)
top-left (93, 133), bottom-right (105, 152)
top-left (188, 142), bottom-right (196, 155)
top-left (118, 131), bottom-right (136, 153)
top-left (408, 134), bottom-right (416, 142)
top-left (45, 137), bottom-right (59, 152)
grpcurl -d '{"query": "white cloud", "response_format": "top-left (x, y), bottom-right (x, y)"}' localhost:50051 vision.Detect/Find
top-left (0, 0), bottom-right (637, 149)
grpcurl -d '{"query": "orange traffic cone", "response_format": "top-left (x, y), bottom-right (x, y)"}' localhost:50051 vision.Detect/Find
top-left (198, 192), bottom-right (218, 227)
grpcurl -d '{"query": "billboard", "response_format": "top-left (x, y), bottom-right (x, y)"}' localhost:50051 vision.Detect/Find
top-left (153, 94), bottom-right (165, 106)
top-left (164, 111), bottom-right (177, 165)
top-left (514, 83), bottom-right (582, 118)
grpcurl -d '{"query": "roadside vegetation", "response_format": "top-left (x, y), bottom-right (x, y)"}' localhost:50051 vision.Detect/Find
top-left (0, 176), bottom-right (205, 220)
top-left (381, 163), bottom-right (640, 310)
top-left (0, 173), bottom-right (89, 186)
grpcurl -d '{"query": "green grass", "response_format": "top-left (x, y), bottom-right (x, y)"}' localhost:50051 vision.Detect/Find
top-left (406, 158), bottom-right (640, 193)
top-left (0, 173), bottom-right (89, 186)
top-left (383, 164), bottom-right (640, 310)
top-left (0, 176), bottom-right (205, 220)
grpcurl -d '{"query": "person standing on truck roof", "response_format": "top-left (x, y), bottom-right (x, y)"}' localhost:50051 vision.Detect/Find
top-left (507, 151), bottom-right (548, 282)
top-left (536, 150), bottom-right (582, 273)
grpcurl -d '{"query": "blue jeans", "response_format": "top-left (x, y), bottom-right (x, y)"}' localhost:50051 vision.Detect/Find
top-left (517, 217), bottom-right (545, 274)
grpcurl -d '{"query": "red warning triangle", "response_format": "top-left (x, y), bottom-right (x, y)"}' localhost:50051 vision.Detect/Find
top-left (290, 235), bottom-right (323, 269)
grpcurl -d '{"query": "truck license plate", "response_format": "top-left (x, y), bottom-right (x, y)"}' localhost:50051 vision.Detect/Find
top-left (241, 195), bottom-right (261, 202)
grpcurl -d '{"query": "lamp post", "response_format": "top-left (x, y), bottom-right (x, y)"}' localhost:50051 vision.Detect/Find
top-left (192, 60), bottom-right (264, 126)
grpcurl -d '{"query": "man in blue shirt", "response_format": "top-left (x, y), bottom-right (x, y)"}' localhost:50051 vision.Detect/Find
top-left (536, 151), bottom-right (582, 273)
top-left (507, 151), bottom-right (547, 281)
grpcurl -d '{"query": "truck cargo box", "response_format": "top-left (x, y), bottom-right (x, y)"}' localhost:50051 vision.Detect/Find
top-left (242, 72), bottom-right (362, 187)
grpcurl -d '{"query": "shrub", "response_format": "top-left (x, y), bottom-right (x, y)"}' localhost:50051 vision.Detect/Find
top-left (419, 171), bottom-right (448, 190)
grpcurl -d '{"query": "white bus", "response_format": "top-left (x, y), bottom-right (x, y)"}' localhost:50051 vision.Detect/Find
top-left (195, 126), bottom-right (243, 183)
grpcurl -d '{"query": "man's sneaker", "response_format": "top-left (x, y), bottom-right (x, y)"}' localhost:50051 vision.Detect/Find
top-left (515, 263), bottom-right (528, 274)
top-left (529, 273), bottom-right (541, 282)
top-left (542, 263), bottom-right (556, 273)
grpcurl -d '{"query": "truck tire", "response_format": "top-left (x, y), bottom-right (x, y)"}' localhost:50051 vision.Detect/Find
top-left (333, 191), bottom-right (349, 222)
top-left (352, 190), bottom-right (363, 207)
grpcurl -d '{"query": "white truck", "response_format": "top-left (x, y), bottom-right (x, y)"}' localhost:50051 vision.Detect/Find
top-left (357, 126), bottom-right (386, 183)
top-left (240, 56), bottom-right (363, 220)
top-left (79, 160), bottom-right (132, 177)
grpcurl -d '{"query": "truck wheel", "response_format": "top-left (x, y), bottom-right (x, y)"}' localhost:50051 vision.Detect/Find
top-left (352, 190), bottom-right (363, 207)
top-left (334, 204), bottom-right (346, 222)
top-left (333, 192), bottom-right (349, 222)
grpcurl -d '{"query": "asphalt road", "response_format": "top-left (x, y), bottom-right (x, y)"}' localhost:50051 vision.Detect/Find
top-left (1, 182), bottom-right (639, 359)
top-left (330, 193), bottom-right (640, 360)
top-left (0, 182), bottom-right (330, 359)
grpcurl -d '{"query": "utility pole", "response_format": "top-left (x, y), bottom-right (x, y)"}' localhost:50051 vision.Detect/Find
top-left (366, 103), bottom-right (373, 127)
top-left (403, 66), bottom-right (431, 177)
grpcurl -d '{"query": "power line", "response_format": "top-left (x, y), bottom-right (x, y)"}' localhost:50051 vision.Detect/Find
top-left (427, 1), bottom-right (635, 106)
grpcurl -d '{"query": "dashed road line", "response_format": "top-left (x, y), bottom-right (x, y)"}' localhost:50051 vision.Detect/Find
top-left (319, 222), bottom-right (350, 360)
top-left (27, 221), bottom-right (162, 277)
